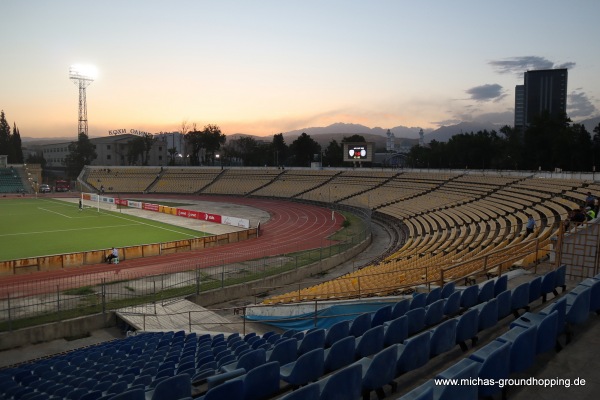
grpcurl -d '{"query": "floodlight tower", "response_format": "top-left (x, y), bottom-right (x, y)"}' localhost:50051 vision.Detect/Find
top-left (69, 64), bottom-right (97, 137)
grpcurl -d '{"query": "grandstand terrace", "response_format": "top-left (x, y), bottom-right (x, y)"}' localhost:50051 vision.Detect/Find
top-left (0, 165), bottom-right (599, 399)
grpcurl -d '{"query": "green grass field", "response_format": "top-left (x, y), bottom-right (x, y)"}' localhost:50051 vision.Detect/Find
top-left (0, 198), bottom-right (209, 261)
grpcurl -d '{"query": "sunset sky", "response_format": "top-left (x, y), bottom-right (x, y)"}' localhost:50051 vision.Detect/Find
top-left (2, 0), bottom-right (600, 138)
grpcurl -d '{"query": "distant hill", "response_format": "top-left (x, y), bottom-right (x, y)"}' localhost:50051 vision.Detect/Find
top-left (282, 122), bottom-right (425, 140)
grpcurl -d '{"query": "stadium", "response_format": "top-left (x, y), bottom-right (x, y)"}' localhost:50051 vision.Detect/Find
top-left (1, 165), bottom-right (599, 400)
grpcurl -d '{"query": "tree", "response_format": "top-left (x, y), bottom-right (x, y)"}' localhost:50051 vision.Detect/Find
top-left (186, 124), bottom-right (226, 166)
top-left (289, 132), bottom-right (321, 167)
top-left (272, 133), bottom-right (288, 166)
top-left (0, 110), bottom-right (10, 157)
top-left (323, 139), bottom-right (343, 167)
top-left (11, 123), bottom-right (24, 163)
top-left (65, 132), bottom-right (97, 178)
top-left (126, 137), bottom-right (145, 165)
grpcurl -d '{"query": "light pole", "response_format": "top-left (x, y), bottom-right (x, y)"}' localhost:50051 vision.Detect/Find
top-left (216, 154), bottom-right (223, 170)
top-left (69, 64), bottom-right (97, 137)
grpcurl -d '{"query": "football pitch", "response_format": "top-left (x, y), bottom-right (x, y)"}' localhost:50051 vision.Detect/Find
top-left (0, 198), bottom-right (209, 261)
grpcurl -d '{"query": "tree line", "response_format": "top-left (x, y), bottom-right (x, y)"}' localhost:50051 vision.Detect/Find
top-left (0, 110), bottom-right (24, 164)
top-left (407, 113), bottom-right (600, 172)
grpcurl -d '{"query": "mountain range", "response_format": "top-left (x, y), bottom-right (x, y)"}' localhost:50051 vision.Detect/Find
top-left (21, 116), bottom-right (600, 148)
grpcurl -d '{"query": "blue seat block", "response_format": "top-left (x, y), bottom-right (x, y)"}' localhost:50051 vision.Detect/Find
top-left (278, 382), bottom-right (320, 400)
top-left (556, 264), bottom-right (567, 292)
top-left (540, 270), bottom-right (557, 302)
top-left (297, 329), bottom-right (325, 356)
top-left (566, 286), bottom-right (591, 326)
top-left (197, 379), bottom-right (243, 400)
top-left (540, 297), bottom-right (567, 335)
top-left (267, 338), bottom-right (298, 366)
top-left (578, 278), bottom-right (600, 313)
top-left (435, 358), bottom-right (480, 400)
top-left (151, 374), bottom-right (192, 400)
top-left (397, 381), bottom-right (434, 400)
top-left (221, 348), bottom-right (266, 374)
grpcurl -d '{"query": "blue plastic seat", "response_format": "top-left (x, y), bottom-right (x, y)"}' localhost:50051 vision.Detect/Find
top-left (566, 286), bottom-right (591, 328)
top-left (460, 285), bottom-right (479, 309)
top-left (383, 315), bottom-right (408, 346)
top-left (278, 382), bottom-right (320, 400)
top-left (410, 293), bottom-right (427, 310)
top-left (555, 264), bottom-right (567, 293)
top-left (468, 340), bottom-right (511, 399)
top-left (578, 278), bottom-right (600, 314)
top-left (350, 313), bottom-right (372, 338)
top-left (267, 338), bottom-right (298, 366)
top-left (540, 270), bottom-right (558, 302)
top-left (478, 280), bottom-right (495, 303)
top-left (429, 318), bottom-right (457, 357)
top-left (496, 289), bottom-right (512, 319)
top-left (324, 336), bottom-right (355, 373)
top-left (297, 329), bottom-right (325, 356)
top-left (397, 381), bottom-right (434, 400)
top-left (405, 308), bottom-right (426, 335)
top-left (511, 310), bottom-right (559, 354)
top-left (425, 287), bottom-right (442, 305)
top-left (324, 321), bottom-right (349, 348)
top-left (355, 325), bottom-right (384, 359)
top-left (397, 331), bottom-right (431, 374)
top-left (442, 291), bottom-right (461, 317)
top-left (280, 348), bottom-right (324, 388)
top-left (455, 308), bottom-right (479, 351)
top-left (494, 274), bottom-right (508, 297)
top-left (440, 282), bottom-right (455, 299)
top-left (317, 363), bottom-right (362, 400)
top-left (358, 345), bottom-right (399, 400)
top-left (475, 298), bottom-right (498, 331)
top-left (424, 299), bottom-right (445, 327)
top-left (371, 305), bottom-right (393, 327)
top-left (497, 325), bottom-right (537, 373)
top-left (240, 361), bottom-right (280, 400)
top-left (221, 348), bottom-right (266, 374)
top-left (197, 379), bottom-right (243, 400)
top-left (528, 276), bottom-right (542, 303)
top-left (392, 299), bottom-right (411, 318)
top-left (541, 297), bottom-right (567, 335)
top-left (109, 387), bottom-right (145, 400)
top-left (434, 357), bottom-right (480, 400)
top-left (511, 282), bottom-right (530, 317)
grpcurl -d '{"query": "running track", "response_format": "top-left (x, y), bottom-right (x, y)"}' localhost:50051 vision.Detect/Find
top-left (0, 196), bottom-right (344, 299)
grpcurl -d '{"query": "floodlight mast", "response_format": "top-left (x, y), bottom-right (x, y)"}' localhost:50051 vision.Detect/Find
top-left (69, 65), bottom-right (95, 137)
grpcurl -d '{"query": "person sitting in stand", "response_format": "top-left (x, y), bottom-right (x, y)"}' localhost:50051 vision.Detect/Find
top-left (105, 247), bottom-right (118, 263)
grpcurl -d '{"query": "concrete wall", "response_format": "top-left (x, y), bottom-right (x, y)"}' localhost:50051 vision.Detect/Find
top-left (0, 312), bottom-right (116, 352)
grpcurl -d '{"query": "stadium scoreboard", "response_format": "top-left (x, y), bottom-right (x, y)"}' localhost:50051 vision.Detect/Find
top-left (343, 142), bottom-right (374, 163)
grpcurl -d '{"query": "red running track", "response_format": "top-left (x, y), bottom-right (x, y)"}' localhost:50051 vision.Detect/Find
top-left (0, 196), bottom-right (343, 299)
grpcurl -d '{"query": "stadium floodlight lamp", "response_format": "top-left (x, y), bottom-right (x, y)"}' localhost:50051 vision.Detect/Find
top-left (69, 64), bottom-right (98, 82)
